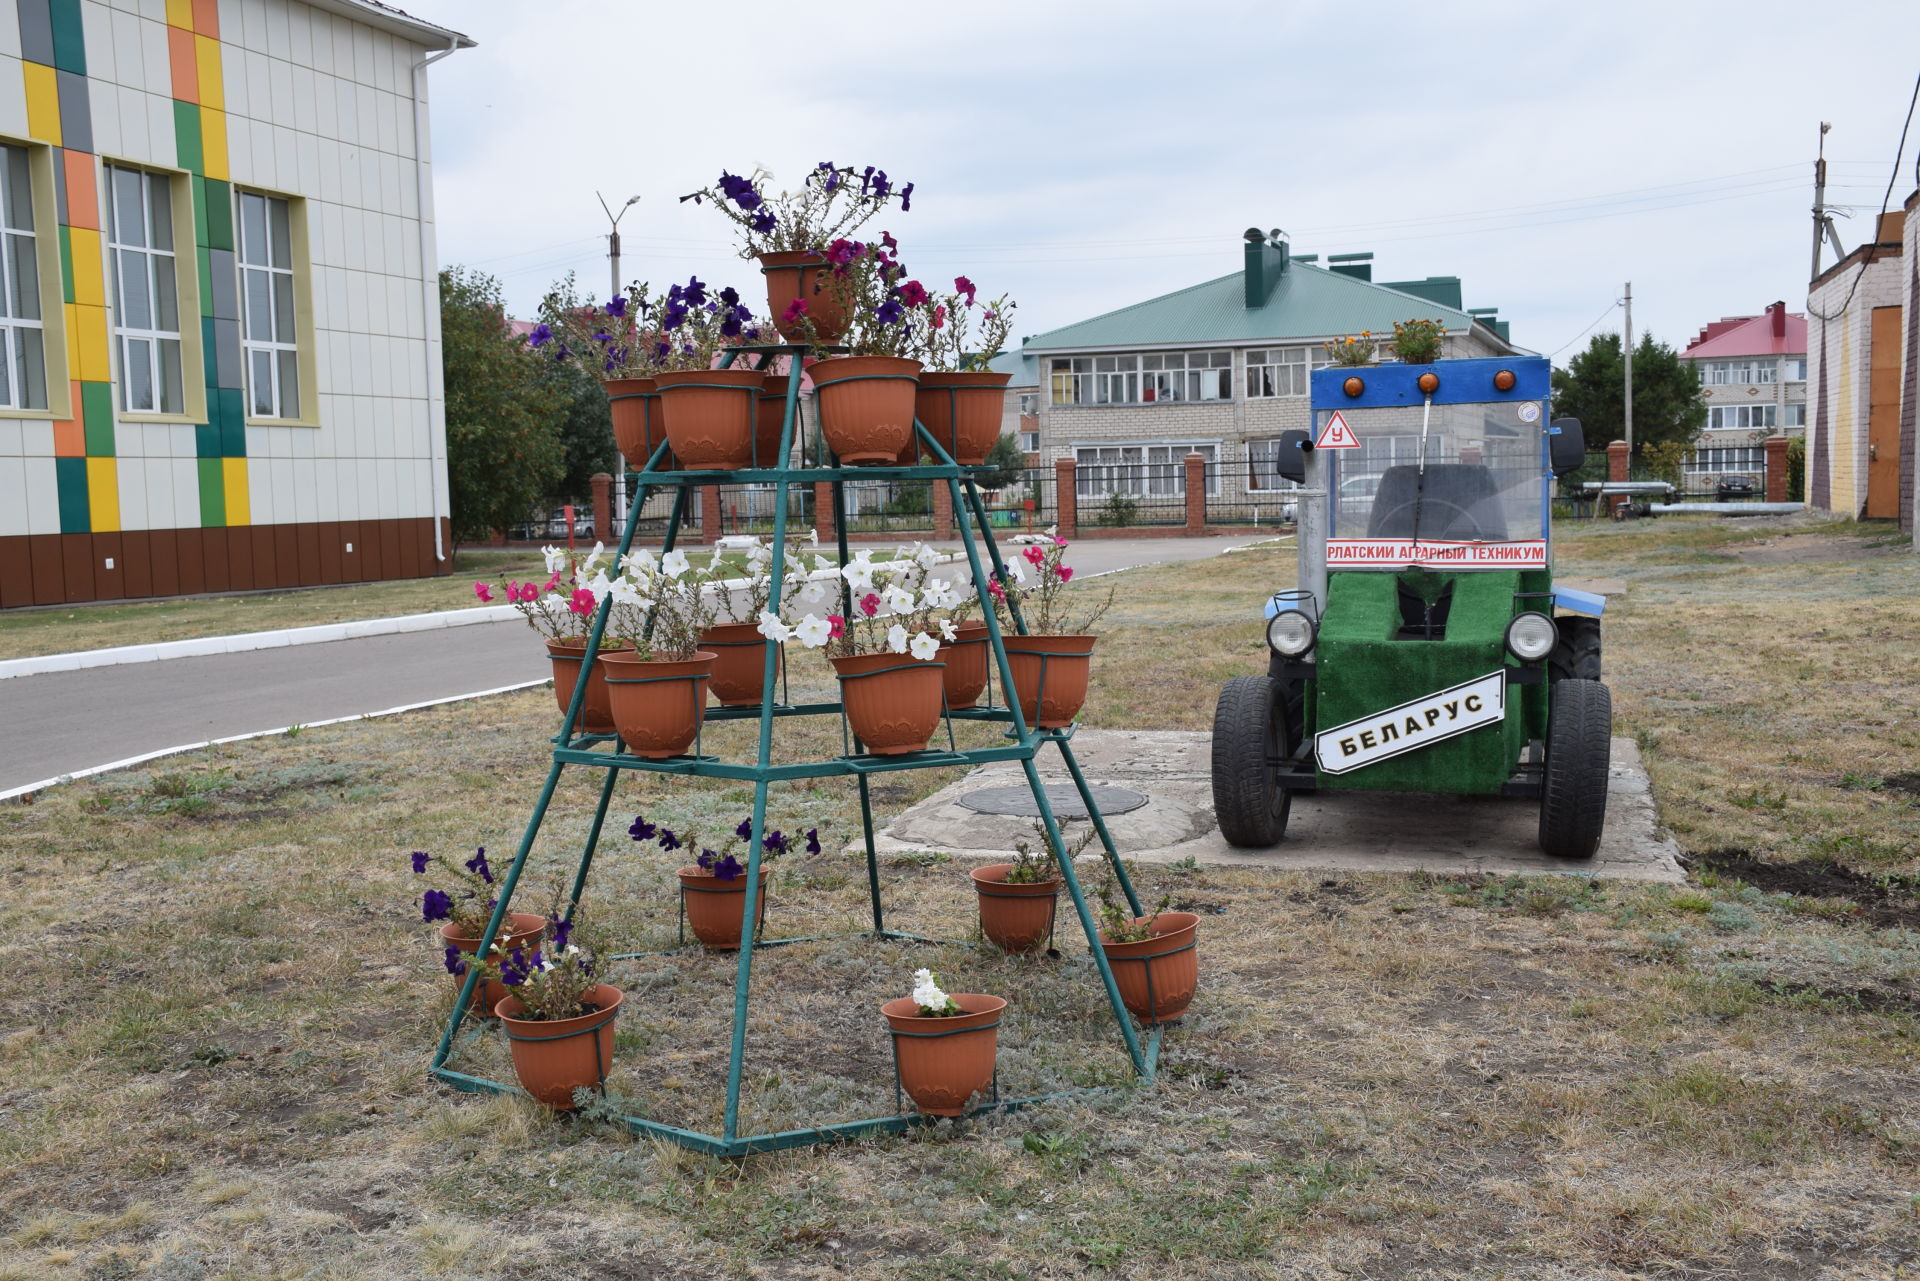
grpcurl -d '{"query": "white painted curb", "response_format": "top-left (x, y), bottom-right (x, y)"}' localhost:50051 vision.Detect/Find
top-left (0, 678), bottom-right (551, 803)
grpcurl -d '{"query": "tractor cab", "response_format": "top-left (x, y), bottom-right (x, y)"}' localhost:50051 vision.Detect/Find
top-left (1210, 356), bottom-right (1610, 859)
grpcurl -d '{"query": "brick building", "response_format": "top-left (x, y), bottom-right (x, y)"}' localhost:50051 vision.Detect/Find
top-left (1004, 229), bottom-right (1522, 520)
top-left (1806, 208), bottom-right (1909, 528)
top-left (0, 0), bottom-right (468, 608)
top-left (1680, 301), bottom-right (1806, 492)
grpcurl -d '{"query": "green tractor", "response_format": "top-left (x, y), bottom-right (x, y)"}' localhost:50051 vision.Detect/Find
top-left (1210, 355), bottom-right (1610, 858)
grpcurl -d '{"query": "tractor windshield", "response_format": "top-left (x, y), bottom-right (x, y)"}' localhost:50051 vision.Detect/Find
top-left (1325, 399), bottom-right (1547, 553)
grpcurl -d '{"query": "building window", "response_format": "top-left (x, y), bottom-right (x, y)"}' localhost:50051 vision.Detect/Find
top-left (1786, 358), bottom-right (1806, 381)
top-left (1686, 446), bottom-right (1764, 474)
top-left (1017, 393), bottom-right (1039, 416)
top-left (1246, 346), bottom-right (1326, 398)
top-left (106, 165), bottom-right (184, 414)
top-left (1049, 352), bottom-right (1232, 406)
top-left (1703, 359), bottom-right (1776, 385)
top-left (236, 190), bottom-right (299, 419)
top-left (1783, 403), bottom-right (1804, 428)
top-left (1074, 442), bottom-right (1219, 497)
top-left (1707, 404), bottom-right (1776, 430)
top-left (0, 145), bottom-right (46, 411)
top-left (1018, 430), bottom-right (1038, 453)
top-left (1247, 438), bottom-right (1304, 490)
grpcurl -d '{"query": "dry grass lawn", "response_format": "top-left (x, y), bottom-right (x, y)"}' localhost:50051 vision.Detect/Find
top-left (1, 514), bottom-right (1917, 1279)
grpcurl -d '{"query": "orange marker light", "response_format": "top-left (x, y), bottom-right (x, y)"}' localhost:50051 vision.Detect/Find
top-left (1343, 376), bottom-right (1365, 397)
top-left (1493, 369), bottom-right (1516, 392)
top-left (1417, 371), bottom-right (1440, 394)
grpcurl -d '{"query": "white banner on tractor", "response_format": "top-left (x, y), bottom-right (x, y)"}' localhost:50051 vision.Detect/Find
top-left (1314, 670), bottom-right (1507, 774)
top-left (1326, 539), bottom-right (1547, 569)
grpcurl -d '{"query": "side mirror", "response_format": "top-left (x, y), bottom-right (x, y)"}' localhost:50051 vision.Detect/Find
top-left (1548, 417), bottom-right (1586, 476)
top-left (1276, 429), bottom-right (1310, 484)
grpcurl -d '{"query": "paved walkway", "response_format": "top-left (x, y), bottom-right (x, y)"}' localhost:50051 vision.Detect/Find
top-left (0, 536), bottom-right (1273, 795)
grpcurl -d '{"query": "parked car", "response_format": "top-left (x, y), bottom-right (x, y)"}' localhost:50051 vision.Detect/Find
top-left (1714, 474), bottom-right (1757, 502)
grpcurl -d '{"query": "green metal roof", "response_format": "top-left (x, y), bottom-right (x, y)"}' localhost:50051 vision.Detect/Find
top-left (1022, 262), bottom-right (1485, 353)
top-left (985, 347), bottom-right (1039, 386)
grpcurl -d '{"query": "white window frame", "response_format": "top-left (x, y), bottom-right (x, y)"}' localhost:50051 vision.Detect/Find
top-left (1706, 404), bottom-right (1777, 431)
top-left (1073, 441), bottom-right (1219, 498)
top-left (235, 188), bottom-right (300, 420)
top-left (1685, 446), bottom-right (1765, 475)
top-left (106, 164), bottom-right (184, 416)
top-left (1247, 437), bottom-right (1305, 491)
top-left (1017, 429), bottom-right (1038, 453)
top-left (1246, 346), bottom-right (1319, 398)
top-left (1783, 402), bottom-right (1805, 428)
top-left (1050, 351), bottom-right (1233, 406)
top-left (1703, 358), bottom-right (1777, 386)
top-left (0, 143), bottom-right (46, 411)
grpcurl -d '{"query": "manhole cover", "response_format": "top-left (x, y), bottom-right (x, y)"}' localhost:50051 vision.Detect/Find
top-left (957, 783), bottom-right (1150, 819)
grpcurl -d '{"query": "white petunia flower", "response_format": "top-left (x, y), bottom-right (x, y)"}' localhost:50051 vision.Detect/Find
top-left (586, 570), bottom-right (613, 602)
top-left (938, 618), bottom-right (957, 641)
top-left (843, 565), bottom-right (875, 595)
top-left (909, 631), bottom-right (940, 661)
top-left (542, 546), bottom-right (568, 574)
top-left (756, 611), bottom-right (793, 642)
top-left (609, 578), bottom-right (644, 606)
top-left (913, 543), bottom-right (941, 571)
top-left (622, 548), bottom-right (657, 576)
top-left (793, 614), bottom-right (833, 648)
top-left (812, 554), bottom-right (834, 574)
top-left (798, 579), bottom-right (832, 607)
top-left (923, 579), bottom-right (959, 609)
top-left (886, 624), bottom-right (910, 654)
top-left (586, 541), bottom-right (607, 567)
top-left (912, 968), bottom-right (950, 1013)
top-left (804, 528), bottom-right (819, 546)
top-left (882, 584), bottom-right (917, 615)
top-left (661, 549), bottom-right (691, 579)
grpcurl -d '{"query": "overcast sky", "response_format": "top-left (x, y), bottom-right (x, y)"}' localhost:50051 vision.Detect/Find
top-left (405, 0), bottom-right (1916, 363)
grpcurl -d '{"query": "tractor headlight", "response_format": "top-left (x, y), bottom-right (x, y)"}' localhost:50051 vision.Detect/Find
top-left (1505, 612), bottom-right (1557, 662)
top-left (1267, 610), bottom-right (1317, 657)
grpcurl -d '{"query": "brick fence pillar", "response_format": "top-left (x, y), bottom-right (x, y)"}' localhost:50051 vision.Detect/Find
top-left (1606, 440), bottom-right (1631, 515)
top-left (931, 477), bottom-right (954, 540)
top-left (1184, 452), bottom-right (1207, 534)
top-left (813, 480), bottom-right (837, 548)
top-left (700, 484), bottom-right (723, 544)
top-left (589, 473), bottom-right (612, 542)
top-left (1054, 456), bottom-right (1078, 540)
top-left (1764, 435), bottom-right (1790, 503)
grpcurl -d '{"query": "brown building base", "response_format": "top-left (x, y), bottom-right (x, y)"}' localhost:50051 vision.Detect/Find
top-left (0, 517), bottom-right (452, 607)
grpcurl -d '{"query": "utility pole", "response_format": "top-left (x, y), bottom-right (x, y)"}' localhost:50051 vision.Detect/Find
top-left (597, 192), bottom-right (641, 531)
top-left (1811, 121), bottom-right (1831, 281)
top-left (1622, 282), bottom-right (1633, 452)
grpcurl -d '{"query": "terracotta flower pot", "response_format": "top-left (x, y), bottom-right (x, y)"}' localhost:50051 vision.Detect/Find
top-left (761, 250), bottom-right (849, 343)
top-left (1098, 911), bottom-right (1200, 1025)
top-left (700, 622), bottom-right (774, 707)
top-left (677, 864), bottom-right (771, 950)
top-left (939, 620), bottom-right (992, 709)
top-left (654, 368), bottom-right (765, 471)
top-left (755, 375), bottom-right (797, 470)
top-left (831, 650), bottom-right (945, 755)
top-left (440, 912), bottom-right (546, 1016)
top-left (605, 376), bottom-right (674, 471)
top-left (1002, 634), bottom-right (1097, 729)
top-left (597, 649), bottom-right (716, 759)
top-left (546, 639), bottom-right (626, 734)
top-left (970, 864), bottom-right (1062, 954)
top-left (495, 984), bottom-right (623, 1109)
top-left (916, 372), bottom-right (1012, 465)
top-left (811, 355), bottom-right (921, 464)
top-left (881, 993), bottom-right (1007, 1116)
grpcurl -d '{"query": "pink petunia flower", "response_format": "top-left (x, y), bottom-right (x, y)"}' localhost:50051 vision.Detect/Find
top-left (780, 298), bottom-right (809, 324)
top-left (544, 570), bottom-right (564, 592)
top-left (473, 582), bottom-right (493, 603)
top-left (1022, 546), bottom-right (1045, 566)
top-left (931, 304), bottom-right (946, 330)
top-left (897, 280), bottom-right (929, 308)
top-left (860, 592), bottom-right (881, 617)
top-left (955, 276), bottom-right (977, 306)
top-left (1053, 537), bottom-right (1068, 547)
top-left (1056, 566), bottom-right (1073, 583)
top-left (568, 588), bottom-right (597, 616)
top-left (828, 615), bottom-right (846, 638)
top-left (988, 578), bottom-right (1006, 599)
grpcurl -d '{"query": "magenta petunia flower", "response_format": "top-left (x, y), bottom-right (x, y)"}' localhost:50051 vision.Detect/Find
top-left (568, 588), bottom-right (596, 616)
top-left (860, 593), bottom-right (881, 617)
top-left (931, 304), bottom-right (946, 330)
top-left (828, 615), bottom-right (846, 638)
top-left (1057, 566), bottom-right (1073, 582)
top-left (955, 276), bottom-right (977, 306)
top-left (1023, 546), bottom-right (1045, 565)
top-left (897, 280), bottom-right (929, 308)
top-left (473, 582), bottom-right (493, 602)
top-left (780, 298), bottom-right (809, 324)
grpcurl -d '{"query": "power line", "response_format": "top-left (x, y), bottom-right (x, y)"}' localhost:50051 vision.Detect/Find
top-left (1809, 71), bottom-right (1920, 322)
top-left (1547, 299), bottom-right (1623, 359)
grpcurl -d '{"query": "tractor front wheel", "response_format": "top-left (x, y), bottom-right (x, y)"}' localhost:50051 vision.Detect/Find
top-left (1538, 678), bottom-right (1611, 859)
top-left (1212, 675), bottom-right (1292, 847)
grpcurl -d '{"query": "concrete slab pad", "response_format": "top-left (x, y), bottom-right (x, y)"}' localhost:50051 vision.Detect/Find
top-left (874, 729), bottom-right (1684, 883)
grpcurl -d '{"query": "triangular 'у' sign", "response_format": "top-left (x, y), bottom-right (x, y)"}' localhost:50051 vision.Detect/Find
top-left (1315, 411), bottom-right (1361, 449)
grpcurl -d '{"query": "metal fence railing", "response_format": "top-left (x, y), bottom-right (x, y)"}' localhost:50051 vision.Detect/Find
top-left (1205, 460), bottom-right (1299, 526)
top-left (1074, 462), bottom-right (1189, 527)
top-left (972, 467), bottom-right (1053, 537)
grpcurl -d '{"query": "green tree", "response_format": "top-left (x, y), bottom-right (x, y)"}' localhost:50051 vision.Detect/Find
top-left (441, 266), bottom-right (566, 546)
top-left (541, 359), bottom-right (617, 504)
top-left (975, 432), bottom-right (1030, 491)
top-left (1550, 332), bottom-right (1705, 455)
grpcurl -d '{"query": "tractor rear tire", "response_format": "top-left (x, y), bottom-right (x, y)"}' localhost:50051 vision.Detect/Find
top-left (1212, 675), bottom-right (1291, 847)
top-left (1538, 678), bottom-right (1611, 859)
top-left (1549, 616), bottom-right (1602, 683)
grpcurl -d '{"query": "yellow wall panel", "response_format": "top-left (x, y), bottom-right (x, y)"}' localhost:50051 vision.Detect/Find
top-left (199, 107), bottom-right (229, 181)
top-left (193, 35), bottom-right (224, 111)
top-left (24, 63), bottom-right (61, 145)
top-left (166, 0), bottom-right (193, 28)
top-left (74, 305), bottom-right (110, 383)
top-left (67, 227), bottom-right (105, 307)
top-left (87, 456), bottom-right (121, 532)
top-left (222, 458), bottom-right (250, 525)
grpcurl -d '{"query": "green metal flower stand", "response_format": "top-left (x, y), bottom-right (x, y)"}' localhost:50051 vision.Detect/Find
top-left (427, 343), bottom-right (1164, 1156)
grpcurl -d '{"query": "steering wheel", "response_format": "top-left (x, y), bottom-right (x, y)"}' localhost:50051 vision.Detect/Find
top-left (1367, 497), bottom-right (1492, 541)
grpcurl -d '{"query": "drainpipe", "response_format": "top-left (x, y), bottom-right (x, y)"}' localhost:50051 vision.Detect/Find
top-left (412, 36), bottom-right (462, 563)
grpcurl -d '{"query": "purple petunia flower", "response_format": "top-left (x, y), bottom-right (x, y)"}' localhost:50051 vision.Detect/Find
top-left (684, 277), bottom-right (708, 307)
top-left (899, 181), bottom-right (913, 212)
top-left (500, 947), bottom-right (530, 987)
top-left (555, 343), bottom-right (571, 361)
top-left (736, 819), bottom-right (753, 840)
top-left (442, 945), bottom-right (467, 976)
top-left (874, 298), bottom-right (904, 326)
top-left (749, 209), bottom-right (776, 235)
top-left (719, 286), bottom-right (740, 308)
top-left (713, 853), bottom-right (744, 882)
top-left (763, 830), bottom-right (787, 855)
top-left (605, 296), bottom-right (627, 318)
top-left (466, 848), bottom-right (494, 884)
top-left (805, 828), bottom-right (821, 856)
top-left (528, 323), bottom-right (552, 347)
top-left (659, 828), bottom-right (682, 852)
top-left (411, 851), bottom-right (430, 874)
top-left (421, 889), bottom-right (453, 922)
top-left (717, 171), bottom-right (761, 211)
top-left (630, 814), bottom-right (657, 841)
top-left (550, 918), bottom-right (573, 952)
